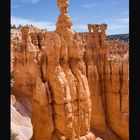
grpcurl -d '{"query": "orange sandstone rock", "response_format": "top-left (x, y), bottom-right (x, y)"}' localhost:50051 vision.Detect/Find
top-left (11, 1), bottom-right (129, 140)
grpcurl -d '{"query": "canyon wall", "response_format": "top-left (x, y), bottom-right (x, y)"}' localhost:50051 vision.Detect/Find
top-left (11, 26), bottom-right (129, 140)
top-left (11, 1), bottom-right (129, 140)
top-left (80, 24), bottom-right (129, 140)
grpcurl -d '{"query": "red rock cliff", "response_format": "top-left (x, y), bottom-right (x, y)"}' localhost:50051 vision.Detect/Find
top-left (11, 1), bottom-right (129, 140)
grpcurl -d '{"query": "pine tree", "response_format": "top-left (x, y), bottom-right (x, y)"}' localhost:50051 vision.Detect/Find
top-left (11, 24), bottom-right (16, 29)
top-left (18, 24), bottom-right (22, 29)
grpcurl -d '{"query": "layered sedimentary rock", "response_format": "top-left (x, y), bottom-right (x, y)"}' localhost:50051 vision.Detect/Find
top-left (11, 0), bottom-right (96, 140)
top-left (32, 0), bottom-right (95, 139)
top-left (82, 24), bottom-right (129, 140)
top-left (11, 95), bottom-right (33, 140)
top-left (11, 1), bottom-right (129, 140)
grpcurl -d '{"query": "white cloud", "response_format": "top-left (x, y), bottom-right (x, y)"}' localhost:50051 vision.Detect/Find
top-left (81, 3), bottom-right (97, 8)
top-left (11, 16), bottom-right (56, 31)
top-left (11, 15), bottom-right (129, 34)
top-left (11, 16), bottom-right (88, 32)
top-left (21, 0), bottom-right (40, 4)
top-left (72, 24), bottom-right (87, 32)
top-left (11, 4), bottom-right (25, 9)
top-left (105, 17), bottom-right (129, 34)
top-left (121, 11), bottom-right (129, 16)
top-left (82, 1), bottom-right (120, 9)
top-left (72, 16), bottom-right (129, 34)
top-left (31, 0), bottom-right (40, 3)
top-left (11, 0), bottom-right (40, 9)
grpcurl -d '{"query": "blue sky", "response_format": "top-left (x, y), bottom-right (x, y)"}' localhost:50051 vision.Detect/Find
top-left (11, 0), bottom-right (129, 35)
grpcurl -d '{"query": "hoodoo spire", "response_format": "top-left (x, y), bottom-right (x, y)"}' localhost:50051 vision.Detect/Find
top-left (56, 0), bottom-right (73, 32)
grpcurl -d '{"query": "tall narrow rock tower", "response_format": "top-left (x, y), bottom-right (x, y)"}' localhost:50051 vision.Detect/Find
top-left (56, 0), bottom-right (72, 31)
top-left (31, 0), bottom-right (96, 140)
